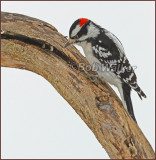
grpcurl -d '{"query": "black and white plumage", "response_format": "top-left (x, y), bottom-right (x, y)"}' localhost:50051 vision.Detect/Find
top-left (65, 18), bottom-right (146, 122)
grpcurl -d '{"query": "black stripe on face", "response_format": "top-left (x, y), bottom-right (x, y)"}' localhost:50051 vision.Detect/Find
top-left (69, 19), bottom-right (79, 38)
top-left (69, 19), bottom-right (90, 39)
top-left (76, 22), bottom-right (89, 38)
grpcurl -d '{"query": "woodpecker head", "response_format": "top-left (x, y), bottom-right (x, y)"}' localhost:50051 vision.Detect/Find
top-left (64, 18), bottom-right (100, 48)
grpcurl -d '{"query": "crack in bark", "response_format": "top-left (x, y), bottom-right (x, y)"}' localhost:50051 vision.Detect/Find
top-left (1, 32), bottom-right (79, 70)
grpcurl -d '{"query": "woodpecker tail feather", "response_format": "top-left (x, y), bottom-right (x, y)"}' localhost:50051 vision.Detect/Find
top-left (135, 86), bottom-right (146, 100)
top-left (122, 83), bottom-right (137, 122)
top-left (129, 83), bottom-right (146, 100)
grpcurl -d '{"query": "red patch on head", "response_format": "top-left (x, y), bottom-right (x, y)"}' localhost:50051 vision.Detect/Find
top-left (79, 18), bottom-right (88, 27)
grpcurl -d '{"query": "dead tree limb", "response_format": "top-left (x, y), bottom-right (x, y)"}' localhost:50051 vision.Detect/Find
top-left (1, 12), bottom-right (155, 159)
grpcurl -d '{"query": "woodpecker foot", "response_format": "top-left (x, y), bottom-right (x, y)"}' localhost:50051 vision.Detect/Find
top-left (78, 70), bottom-right (98, 85)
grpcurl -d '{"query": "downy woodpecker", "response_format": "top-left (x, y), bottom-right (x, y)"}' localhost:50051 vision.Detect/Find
top-left (64, 18), bottom-right (146, 122)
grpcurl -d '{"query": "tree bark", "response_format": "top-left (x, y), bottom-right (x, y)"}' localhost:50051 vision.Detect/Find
top-left (1, 12), bottom-right (155, 159)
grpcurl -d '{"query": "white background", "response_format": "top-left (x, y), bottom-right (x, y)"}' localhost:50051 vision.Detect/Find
top-left (1, 1), bottom-right (155, 159)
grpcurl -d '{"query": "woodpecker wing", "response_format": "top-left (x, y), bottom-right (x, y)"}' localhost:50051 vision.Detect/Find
top-left (91, 29), bottom-right (146, 99)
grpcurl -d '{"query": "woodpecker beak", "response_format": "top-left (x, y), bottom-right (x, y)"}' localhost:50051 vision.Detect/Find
top-left (64, 38), bottom-right (75, 48)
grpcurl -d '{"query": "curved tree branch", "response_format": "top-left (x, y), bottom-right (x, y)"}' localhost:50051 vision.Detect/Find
top-left (1, 12), bottom-right (154, 159)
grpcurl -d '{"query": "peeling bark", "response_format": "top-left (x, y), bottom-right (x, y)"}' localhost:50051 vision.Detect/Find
top-left (1, 12), bottom-right (155, 159)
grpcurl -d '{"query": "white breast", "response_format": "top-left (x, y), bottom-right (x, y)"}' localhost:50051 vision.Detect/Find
top-left (79, 42), bottom-right (100, 66)
top-left (79, 42), bottom-right (121, 87)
